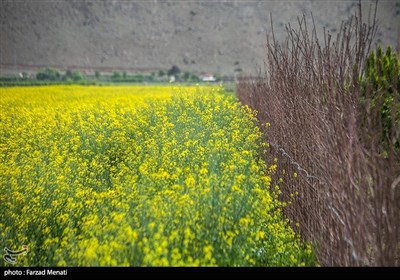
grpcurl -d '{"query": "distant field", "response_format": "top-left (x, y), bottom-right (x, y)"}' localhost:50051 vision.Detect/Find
top-left (0, 85), bottom-right (315, 266)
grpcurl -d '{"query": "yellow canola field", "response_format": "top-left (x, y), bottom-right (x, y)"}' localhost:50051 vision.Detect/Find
top-left (0, 85), bottom-right (315, 266)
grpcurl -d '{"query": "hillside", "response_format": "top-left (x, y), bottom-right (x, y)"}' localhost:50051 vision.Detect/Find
top-left (1, 0), bottom-right (399, 76)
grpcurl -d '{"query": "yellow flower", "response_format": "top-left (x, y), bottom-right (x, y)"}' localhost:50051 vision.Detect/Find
top-left (203, 245), bottom-right (213, 261)
top-left (0, 85), bottom-right (315, 266)
top-left (231, 185), bottom-right (242, 194)
top-left (255, 231), bottom-right (265, 241)
top-left (184, 175), bottom-right (196, 188)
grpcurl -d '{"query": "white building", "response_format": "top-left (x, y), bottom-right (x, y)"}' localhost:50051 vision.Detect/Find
top-left (200, 73), bottom-right (216, 82)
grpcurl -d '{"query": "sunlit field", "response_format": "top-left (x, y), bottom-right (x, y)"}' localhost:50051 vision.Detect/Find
top-left (0, 85), bottom-right (315, 266)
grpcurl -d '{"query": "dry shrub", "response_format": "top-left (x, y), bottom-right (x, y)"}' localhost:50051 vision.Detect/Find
top-left (237, 2), bottom-right (400, 266)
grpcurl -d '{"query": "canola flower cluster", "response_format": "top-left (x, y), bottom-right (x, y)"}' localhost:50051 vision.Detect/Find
top-left (0, 85), bottom-right (316, 266)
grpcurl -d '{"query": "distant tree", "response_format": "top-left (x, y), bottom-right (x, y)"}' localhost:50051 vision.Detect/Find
top-left (123, 72), bottom-right (127, 79)
top-left (36, 68), bottom-right (61, 81)
top-left (71, 71), bottom-right (84, 81)
top-left (20, 72), bottom-right (29, 79)
top-left (214, 74), bottom-right (222, 82)
top-left (190, 74), bottom-right (200, 82)
top-left (62, 70), bottom-right (73, 81)
top-left (95, 71), bottom-right (101, 79)
top-left (167, 65), bottom-right (180, 77)
top-left (65, 70), bottom-right (73, 78)
top-left (133, 74), bottom-right (144, 83)
top-left (112, 72), bottom-right (122, 81)
top-left (158, 70), bottom-right (165, 77)
top-left (183, 72), bottom-right (190, 81)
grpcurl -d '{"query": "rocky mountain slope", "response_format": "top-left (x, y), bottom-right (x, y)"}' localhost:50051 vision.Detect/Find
top-left (1, 0), bottom-right (399, 76)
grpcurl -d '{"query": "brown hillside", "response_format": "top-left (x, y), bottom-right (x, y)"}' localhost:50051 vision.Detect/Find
top-left (1, 0), bottom-right (399, 76)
